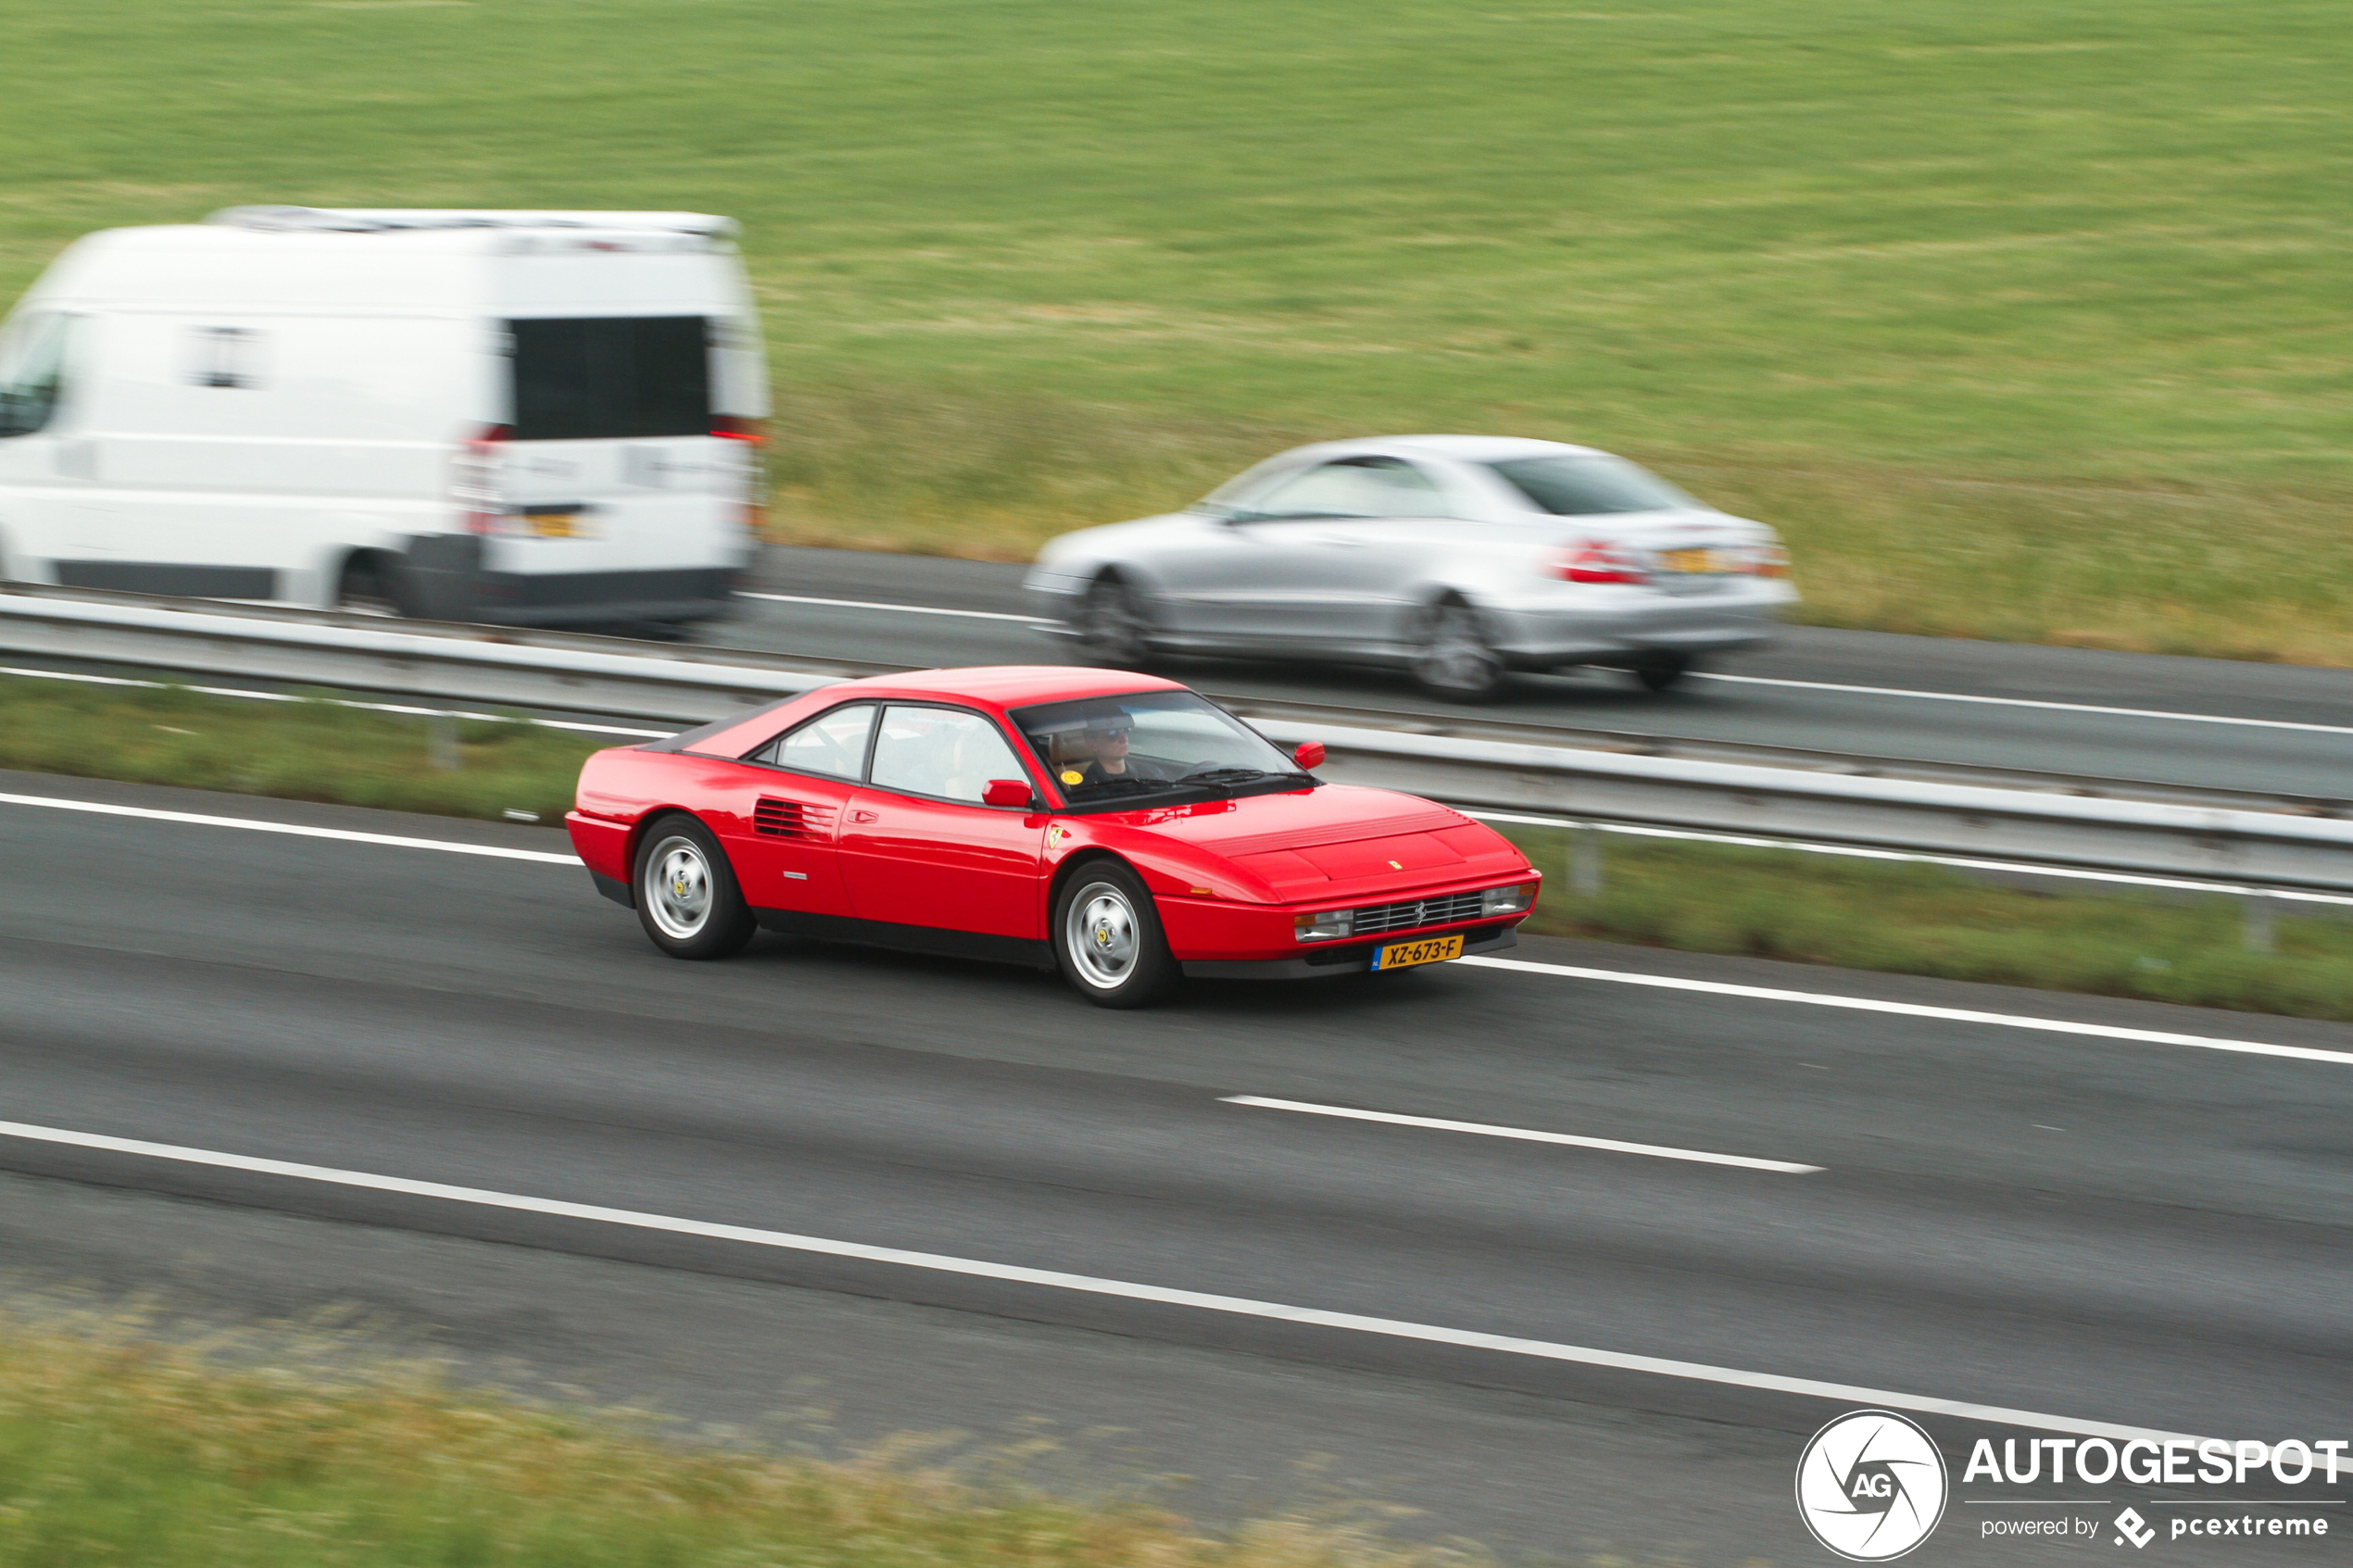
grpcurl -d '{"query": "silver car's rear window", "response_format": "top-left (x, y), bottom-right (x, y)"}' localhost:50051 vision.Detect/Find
top-left (1488, 456), bottom-right (1692, 515)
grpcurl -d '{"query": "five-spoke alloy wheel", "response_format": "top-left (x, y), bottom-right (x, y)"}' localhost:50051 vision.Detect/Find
top-left (1053, 860), bottom-right (1176, 1008)
top-left (1408, 599), bottom-right (1506, 702)
top-left (1073, 576), bottom-right (1154, 668)
top-left (634, 815), bottom-right (758, 960)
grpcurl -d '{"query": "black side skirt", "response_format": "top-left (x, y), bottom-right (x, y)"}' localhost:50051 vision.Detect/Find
top-left (590, 870), bottom-right (635, 909)
top-left (752, 908), bottom-right (1053, 970)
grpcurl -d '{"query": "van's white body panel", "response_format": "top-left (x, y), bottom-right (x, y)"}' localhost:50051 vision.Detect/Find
top-left (0, 211), bottom-right (767, 624)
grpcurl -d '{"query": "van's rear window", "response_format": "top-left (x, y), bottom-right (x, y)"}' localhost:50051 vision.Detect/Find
top-left (507, 316), bottom-right (711, 441)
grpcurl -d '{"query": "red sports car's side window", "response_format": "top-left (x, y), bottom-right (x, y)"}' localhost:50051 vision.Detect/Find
top-left (754, 703), bottom-right (875, 778)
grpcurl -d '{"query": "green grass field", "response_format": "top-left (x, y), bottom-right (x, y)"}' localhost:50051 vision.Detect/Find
top-left (4, 0), bottom-right (2349, 658)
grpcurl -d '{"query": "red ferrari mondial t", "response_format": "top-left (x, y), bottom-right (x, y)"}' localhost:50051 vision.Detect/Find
top-left (567, 666), bottom-right (1540, 1007)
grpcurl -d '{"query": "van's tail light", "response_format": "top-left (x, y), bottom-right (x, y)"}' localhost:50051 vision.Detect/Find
top-left (711, 416), bottom-right (768, 532)
top-left (452, 423), bottom-right (510, 535)
top-left (1547, 540), bottom-right (1650, 584)
top-left (1743, 542), bottom-right (1793, 578)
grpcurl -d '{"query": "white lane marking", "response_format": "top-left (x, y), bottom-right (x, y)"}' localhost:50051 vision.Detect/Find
top-left (736, 592), bottom-right (1040, 624)
top-left (1695, 671), bottom-right (2353, 737)
top-left (0, 1117), bottom-right (2201, 1445)
top-left (0, 793), bottom-right (581, 865)
top-left (8, 791), bottom-right (2345, 1070)
top-left (0, 665), bottom-right (667, 739)
top-left (1461, 956), bottom-right (2353, 1067)
top-left (1465, 808), bottom-right (2353, 908)
top-left (1221, 1095), bottom-right (1821, 1173)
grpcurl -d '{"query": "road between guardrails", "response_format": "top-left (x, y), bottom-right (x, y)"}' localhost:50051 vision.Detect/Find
top-left (9, 582), bottom-right (2353, 893)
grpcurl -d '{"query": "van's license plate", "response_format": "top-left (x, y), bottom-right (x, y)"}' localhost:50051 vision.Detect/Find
top-left (1372, 935), bottom-right (1465, 972)
top-left (528, 512), bottom-right (585, 539)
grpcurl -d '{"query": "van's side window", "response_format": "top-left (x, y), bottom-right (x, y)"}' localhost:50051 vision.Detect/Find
top-left (0, 313), bottom-right (69, 438)
top-left (187, 325), bottom-right (265, 390)
top-left (507, 316), bottom-right (711, 441)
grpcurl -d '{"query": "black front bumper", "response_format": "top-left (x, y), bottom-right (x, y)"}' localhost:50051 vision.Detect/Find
top-left (1181, 922), bottom-right (1518, 980)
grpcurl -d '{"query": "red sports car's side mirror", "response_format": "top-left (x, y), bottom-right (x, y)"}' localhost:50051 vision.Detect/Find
top-left (983, 779), bottom-right (1035, 808)
top-left (1292, 741), bottom-right (1327, 771)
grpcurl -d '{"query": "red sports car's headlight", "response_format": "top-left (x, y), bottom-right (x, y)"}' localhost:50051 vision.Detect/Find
top-left (1294, 909), bottom-right (1354, 943)
top-left (1482, 883), bottom-right (1538, 916)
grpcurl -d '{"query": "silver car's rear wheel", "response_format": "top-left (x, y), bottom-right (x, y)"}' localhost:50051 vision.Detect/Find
top-left (1409, 601), bottom-right (1505, 701)
top-left (1074, 576), bottom-right (1153, 668)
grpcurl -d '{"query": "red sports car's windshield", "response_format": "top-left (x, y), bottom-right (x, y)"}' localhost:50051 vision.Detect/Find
top-left (1011, 690), bottom-right (1309, 806)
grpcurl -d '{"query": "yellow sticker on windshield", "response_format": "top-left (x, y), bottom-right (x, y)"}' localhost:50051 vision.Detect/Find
top-left (1061, 770), bottom-right (1084, 785)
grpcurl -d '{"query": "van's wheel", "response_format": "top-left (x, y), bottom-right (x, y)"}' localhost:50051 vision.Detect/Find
top-left (635, 816), bottom-right (758, 960)
top-left (333, 556), bottom-right (404, 617)
top-left (1073, 576), bottom-right (1154, 668)
top-left (1053, 860), bottom-right (1177, 1008)
top-left (1630, 654), bottom-right (1693, 693)
top-left (1408, 600), bottom-right (1506, 701)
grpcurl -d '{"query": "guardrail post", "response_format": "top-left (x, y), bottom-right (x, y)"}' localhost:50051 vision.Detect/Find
top-left (427, 712), bottom-right (461, 772)
top-left (2241, 892), bottom-right (2276, 954)
top-left (1570, 826), bottom-right (1604, 898)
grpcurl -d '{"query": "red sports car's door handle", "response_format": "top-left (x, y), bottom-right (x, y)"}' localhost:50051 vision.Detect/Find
top-left (847, 809), bottom-right (878, 824)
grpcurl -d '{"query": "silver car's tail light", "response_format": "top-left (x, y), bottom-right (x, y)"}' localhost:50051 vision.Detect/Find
top-left (1546, 541), bottom-right (1649, 583)
top-left (1294, 909), bottom-right (1354, 943)
top-left (1482, 883), bottom-right (1538, 917)
top-left (1741, 542), bottom-right (1793, 578)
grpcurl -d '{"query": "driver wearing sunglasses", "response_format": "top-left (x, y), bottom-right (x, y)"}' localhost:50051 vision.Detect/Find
top-left (1049, 715), bottom-right (1157, 788)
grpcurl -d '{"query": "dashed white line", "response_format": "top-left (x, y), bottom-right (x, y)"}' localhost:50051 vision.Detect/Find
top-left (1694, 671), bottom-right (2353, 737)
top-left (736, 592), bottom-right (1040, 624)
top-left (0, 665), bottom-right (667, 738)
top-left (1460, 956), bottom-right (2353, 1067)
top-left (0, 793), bottom-right (581, 865)
top-left (0, 1117), bottom-right (2202, 1445)
top-left (1220, 1095), bottom-right (1821, 1173)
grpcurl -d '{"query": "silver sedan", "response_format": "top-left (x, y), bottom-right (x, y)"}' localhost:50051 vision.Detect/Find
top-left (1024, 435), bottom-right (1798, 699)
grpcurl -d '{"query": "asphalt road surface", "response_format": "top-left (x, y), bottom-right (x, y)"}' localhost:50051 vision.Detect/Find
top-left (706, 546), bottom-right (2353, 799)
top-left (2, 770), bottom-right (2347, 1563)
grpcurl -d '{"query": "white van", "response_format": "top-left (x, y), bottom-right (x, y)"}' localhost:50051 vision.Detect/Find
top-left (0, 207), bottom-right (769, 626)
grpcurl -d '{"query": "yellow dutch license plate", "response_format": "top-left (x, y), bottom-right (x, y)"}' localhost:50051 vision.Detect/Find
top-left (1659, 546), bottom-right (1723, 574)
top-left (1372, 934), bottom-right (1465, 972)
top-left (528, 512), bottom-right (583, 538)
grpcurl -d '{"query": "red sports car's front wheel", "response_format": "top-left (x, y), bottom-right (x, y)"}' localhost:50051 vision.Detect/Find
top-left (1053, 862), bottom-right (1177, 1008)
top-left (635, 816), bottom-right (758, 960)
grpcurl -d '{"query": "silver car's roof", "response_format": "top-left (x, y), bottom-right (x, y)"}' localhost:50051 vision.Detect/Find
top-left (1278, 434), bottom-right (1613, 464)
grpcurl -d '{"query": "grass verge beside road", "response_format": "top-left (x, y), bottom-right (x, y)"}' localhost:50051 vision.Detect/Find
top-left (0, 1309), bottom-right (1455, 1568)
top-left (1504, 827), bottom-right (2353, 1022)
top-left (0, 675), bottom-right (604, 825)
top-left (14, 673), bottom-right (2353, 1022)
top-left (5, 0), bottom-right (2351, 660)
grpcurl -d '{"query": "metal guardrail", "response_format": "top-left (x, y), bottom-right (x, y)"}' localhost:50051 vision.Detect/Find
top-left (9, 581), bottom-right (2353, 895)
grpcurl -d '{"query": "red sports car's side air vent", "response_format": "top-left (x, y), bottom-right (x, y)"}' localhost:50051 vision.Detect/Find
top-left (753, 797), bottom-right (837, 838)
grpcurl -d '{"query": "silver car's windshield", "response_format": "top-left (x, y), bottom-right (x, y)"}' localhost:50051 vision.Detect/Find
top-left (1011, 690), bottom-right (1306, 805)
top-left (1488, 455), bottom-right (1693, 515)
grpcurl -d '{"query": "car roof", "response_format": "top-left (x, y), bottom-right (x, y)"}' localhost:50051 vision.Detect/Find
top-left (1373, 434), bottom-right (1610, 462)
top-left (827, 665), bottom-right (1191, 709)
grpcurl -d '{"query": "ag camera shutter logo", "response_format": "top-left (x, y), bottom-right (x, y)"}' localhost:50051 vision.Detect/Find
top-left (1795, 1410), bottom-right (1950, 1561)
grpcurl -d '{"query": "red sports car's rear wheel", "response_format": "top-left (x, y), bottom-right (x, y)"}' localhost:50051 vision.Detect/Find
top-left (1053, 860), bottom-right (1177, 1008)
top-left (635, 816), bottom-right (758, 960)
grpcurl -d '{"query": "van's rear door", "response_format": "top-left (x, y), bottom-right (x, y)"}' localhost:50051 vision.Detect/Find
top-left (479, 314), bottom-right (751, 622)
